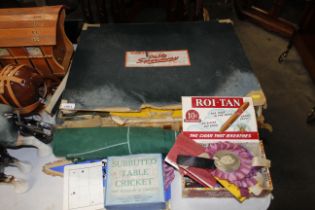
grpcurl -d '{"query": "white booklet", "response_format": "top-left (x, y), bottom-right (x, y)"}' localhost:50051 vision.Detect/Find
top-left (63, 161), bottom-right (105, 210)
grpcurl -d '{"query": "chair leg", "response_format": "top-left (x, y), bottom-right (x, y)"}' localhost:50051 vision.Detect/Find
top-left (278, 31), bottom-right (297, 63)
top-left (307, 106), bottom-right (315, 124)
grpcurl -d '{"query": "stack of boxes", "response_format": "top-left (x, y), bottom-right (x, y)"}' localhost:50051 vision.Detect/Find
top-left (167, 96), bottom-right (272, 201)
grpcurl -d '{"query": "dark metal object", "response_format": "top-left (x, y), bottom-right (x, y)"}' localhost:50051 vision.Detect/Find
top-left (278, 31), bottom-right (297, 63)
top-left (306, 106), bottom-right (315, 124)
top-left (4, 112), bottom-right (54, 144)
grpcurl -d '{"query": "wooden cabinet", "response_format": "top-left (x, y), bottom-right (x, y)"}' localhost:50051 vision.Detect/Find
top-left (234, 0), bottom-right (297, 38)
top-left (235, 0), bottom-right (315, 82)
top-left (294, 1), bottom-right (315, 81)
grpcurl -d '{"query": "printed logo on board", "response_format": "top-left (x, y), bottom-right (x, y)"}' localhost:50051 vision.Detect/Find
top-left (184, 109), bottom-right (201, 122)
top-left (125, 50), bottom-right (191, 67)
top-left (136, 53), bottom-right (179, 65)
top-left (192, 97), bottom-right (244, 108)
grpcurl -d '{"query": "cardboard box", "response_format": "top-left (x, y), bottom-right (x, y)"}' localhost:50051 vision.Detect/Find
top-left (181, 141), bottom-right (273, 198)
top-left (182, 96), bottom-right (259, 141)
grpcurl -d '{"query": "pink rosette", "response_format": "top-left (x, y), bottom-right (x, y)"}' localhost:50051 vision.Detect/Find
top-left (206, 142), bottom-right (257, 188)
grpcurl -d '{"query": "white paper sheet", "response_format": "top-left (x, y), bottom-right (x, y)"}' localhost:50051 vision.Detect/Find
top-left (63, 162), bottom-right (105, 210)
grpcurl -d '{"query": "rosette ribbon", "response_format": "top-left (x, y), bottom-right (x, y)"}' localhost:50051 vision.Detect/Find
top-left (205, 142), bottom-right (270, 197)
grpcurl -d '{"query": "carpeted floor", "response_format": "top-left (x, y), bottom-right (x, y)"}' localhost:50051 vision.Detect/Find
top-left (234, 20), bottom-right (315, 210)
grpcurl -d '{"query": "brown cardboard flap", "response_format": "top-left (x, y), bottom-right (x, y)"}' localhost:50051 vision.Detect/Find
top-left (0, 5), bottom-right (63, 47)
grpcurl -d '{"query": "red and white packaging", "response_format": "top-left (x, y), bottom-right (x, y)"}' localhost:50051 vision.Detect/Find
top-left (182, 96), bottom-right (259, 142)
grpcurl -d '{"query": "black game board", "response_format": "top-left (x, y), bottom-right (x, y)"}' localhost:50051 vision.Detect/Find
top-left (62, 21), bottom-right (261, 111)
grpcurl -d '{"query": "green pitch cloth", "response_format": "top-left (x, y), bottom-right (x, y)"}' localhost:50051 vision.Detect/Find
top-left (52, 127), bottom-right (177, 161)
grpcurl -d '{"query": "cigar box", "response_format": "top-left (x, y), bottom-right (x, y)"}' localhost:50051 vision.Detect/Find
top-left (182, 96), bottom-right (259, 141)
top-left (181, 141), bottom-right (273, 198)
top-left (179, 96), bottom-right (272, 199)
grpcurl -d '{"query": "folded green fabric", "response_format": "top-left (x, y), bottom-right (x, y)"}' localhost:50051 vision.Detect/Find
top-left (53, 127), bottom-right (177, 161)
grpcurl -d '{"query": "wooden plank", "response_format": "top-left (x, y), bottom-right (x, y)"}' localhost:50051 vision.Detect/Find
top-left (41, 46), bottom-right (65, 76)
top-left (0, 48), bottom-right (16, 66)
top-left (7, 48), bottom-right (32, 66)
top-left (240, 7), bottom-right (295, 38)
top-left (0, 27), bottom-right (56, 47)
